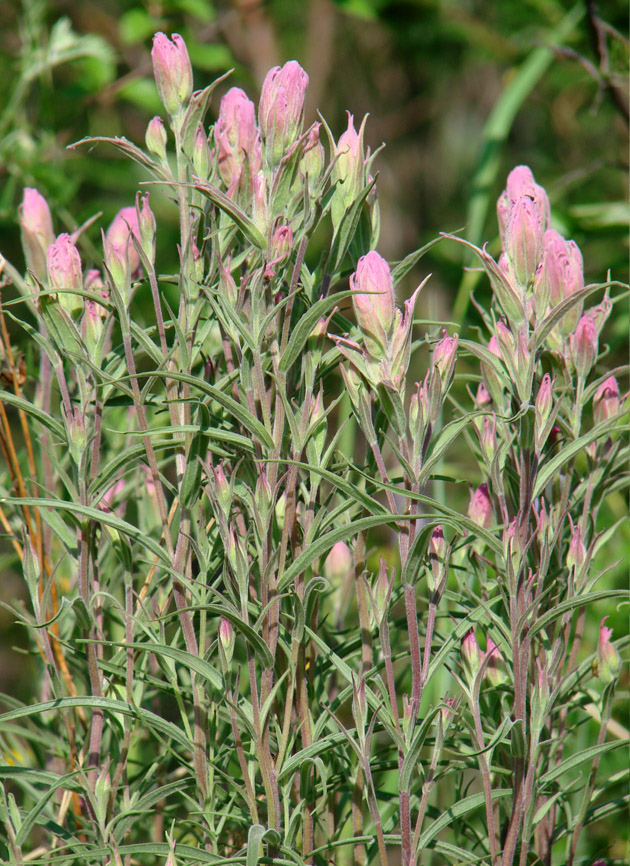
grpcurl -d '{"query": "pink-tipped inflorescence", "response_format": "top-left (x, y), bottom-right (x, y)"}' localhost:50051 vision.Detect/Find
top-left (259, 60), bottom-right (309, 166)
top-left (19, 188), bottom-right (55, 284)
top-left (151, 33), bottom-right (193, 116)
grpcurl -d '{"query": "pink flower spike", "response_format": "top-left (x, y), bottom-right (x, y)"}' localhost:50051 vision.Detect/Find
top-left (259, 60), bottom-right (309, 165)
top-left (215, 87), bottom-right (262, 190)
top-left (151, 33), bottom-right (193, 116)
top-left (350, 251), bottom-right (396, 358)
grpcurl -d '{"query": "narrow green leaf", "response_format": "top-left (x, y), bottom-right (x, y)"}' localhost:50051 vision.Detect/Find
top-left (540, 739), bottom-right (629, 786)
top-left (0, 697), bottom-right (189, 749)
top-left (0, 498), bottom-right (170, 566)
top-left (279, 290), bottom-right (356, 374)
top-left (534, 418), bottom-right (629, 497)
top-left (391, 236), bottom-right (442, 286)
top-left (0, 391), bottom-right (65, 439)
top-left (192, 179), bottom-right (267, 249)
top-left (418, 789), bottom-right (512, 847)
top-left (130, 371), bottom-right (275, 450)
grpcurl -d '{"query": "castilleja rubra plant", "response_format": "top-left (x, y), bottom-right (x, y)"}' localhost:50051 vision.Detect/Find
top-left (0, 30), bottom-right (627, 866)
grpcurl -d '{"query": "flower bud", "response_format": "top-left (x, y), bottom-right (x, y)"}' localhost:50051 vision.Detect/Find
top-left (137, 194), bottom-right (156, 266)
top-left (215, 87), bottom-right (262, 192)
top-left (82, 299), bottom-right (105, 363)
top-left (467, 483), bottom-right (493, 530)
top-left (255, 469), bottom-right (273, 523)
top-left (570, 315), bottom-right (598, 379)
top-left (566, 518), bottom-right (586, 575)
top-left (485, 638), bottom-right (508, 687)
top-left (371, 559), bottom-right (392, 625)
top-left (218, 615), bottom-right (235, 667)
top-left (323, 541), bottom-right (353, 585)
top-left (146, 116), bottom-right (167, 160)
top-left (593, 376), bottom-right (620, 425)
top-left (497, 166), bottom-right (550, 243)
top-left (535, 498), bottom-right (553, 551)
top-left (151, 33), bottom-right (193, 116)
top-left (428, 525), bottom-right (446, 593)
top-left (432, 330), bottom-right (458, 391)
top-left (535, 373), bottom-right (553, 427)
top-left (535, 231), bottom-right (584, 335)
top-left (251, 171), bottom-right (268, 237)
top-left (19, 188), bottom-right (55, 283)
top-left (331, 113), bottom-right (365, 226)
top-left (105, 207), bottom-right (142, 276)
top-left (504, 195), bottom-right (545, 290)
top-left (462, 629), bottom-right (482, 681)
top-left (259, 60), bottom-right (309, 166)
top-left (479, 414), bottom-right (497, 467)
top-left (211, 463), bottom-right (231, 519)
top-left (192, 123), bottom-right (211, 180)
top-left (300, 122), bottom-right (325, 187)
top-left (270, 223), bottom-right (293, 264)
top-left (596, 617), bottom-right (620, 684)
top-left (350, 251), bottom-right (396, 358)
top-left (63, 405), bottom-right (87, 465)
top-left (47, 233), bottom-right (84, 318)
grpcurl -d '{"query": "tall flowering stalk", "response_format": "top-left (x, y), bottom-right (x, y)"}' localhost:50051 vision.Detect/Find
top-left (0, 36), bottom-right (627, 866)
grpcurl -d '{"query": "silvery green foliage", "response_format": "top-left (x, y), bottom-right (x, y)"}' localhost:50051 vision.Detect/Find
top-left (0, 35), bottom-right (627, 866)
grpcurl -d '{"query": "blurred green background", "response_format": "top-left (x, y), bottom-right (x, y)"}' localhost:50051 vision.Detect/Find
top-left (0, 0), bottom-right (628, 859)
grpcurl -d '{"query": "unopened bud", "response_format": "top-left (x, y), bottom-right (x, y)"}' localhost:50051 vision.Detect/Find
top-left (63, 406), bottom-right (87, 464)
top-left (566, 518), bottom-right (586, 575)
top-left (535, 373), bottom-right (553, 427)
top-left (371, 559), bottom-right (392, 625)
top-left (467, 483), bottom-right (493, 530)
top-left (151, 33), bottom-right (193, 116)
top-left (593, 376), bottom-right (620, 425)
top-left (300, 122), bottom-right (325, 187)
top-left (479, 414), bottom-right (497, 467)
top-left (146, 116), bottom-right (168, 160)
top-left (350, 251), bottom-right (395, 358)
top-left (212, 464), bottom-right (231, 518)
top-left (192, 124), bottom-right (211, 180)
top-left (331, 113), bottom-right (366, 226)
top-left (218, 615), bottom-right (235, 667)
top-left (215, 87), bottom-right (262, 193)
top-left (137, 194), bottom-right (156, 266)
top-left (259, 60), bottom-right (309, 166)
top-left (485, 638), bottom-right (507, 687)
top-left (497, 165), bottom-right (550, 243)
top-left (19, 187), bottom-right (55, 283)
top-left (323, 541), bottom-right (353, 584)
top-left (47, 233), bottom-right (84, 318)
top-left (570, 315), bottom-right (598, 379)
top-left (504, 195), bottom-right (545, 290)
top-left (428, 525), bottom-right (446, 593)
top-left (595, 617), bottom-right (620, 684)
top-left (536, 230), bottom-right (584, 335)
top-left (270, 223), bottom-right (293, 264)
top-left (432, 330), bottom-right (458, 391)
top-left (462, 629), bottom-right (482, 681)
